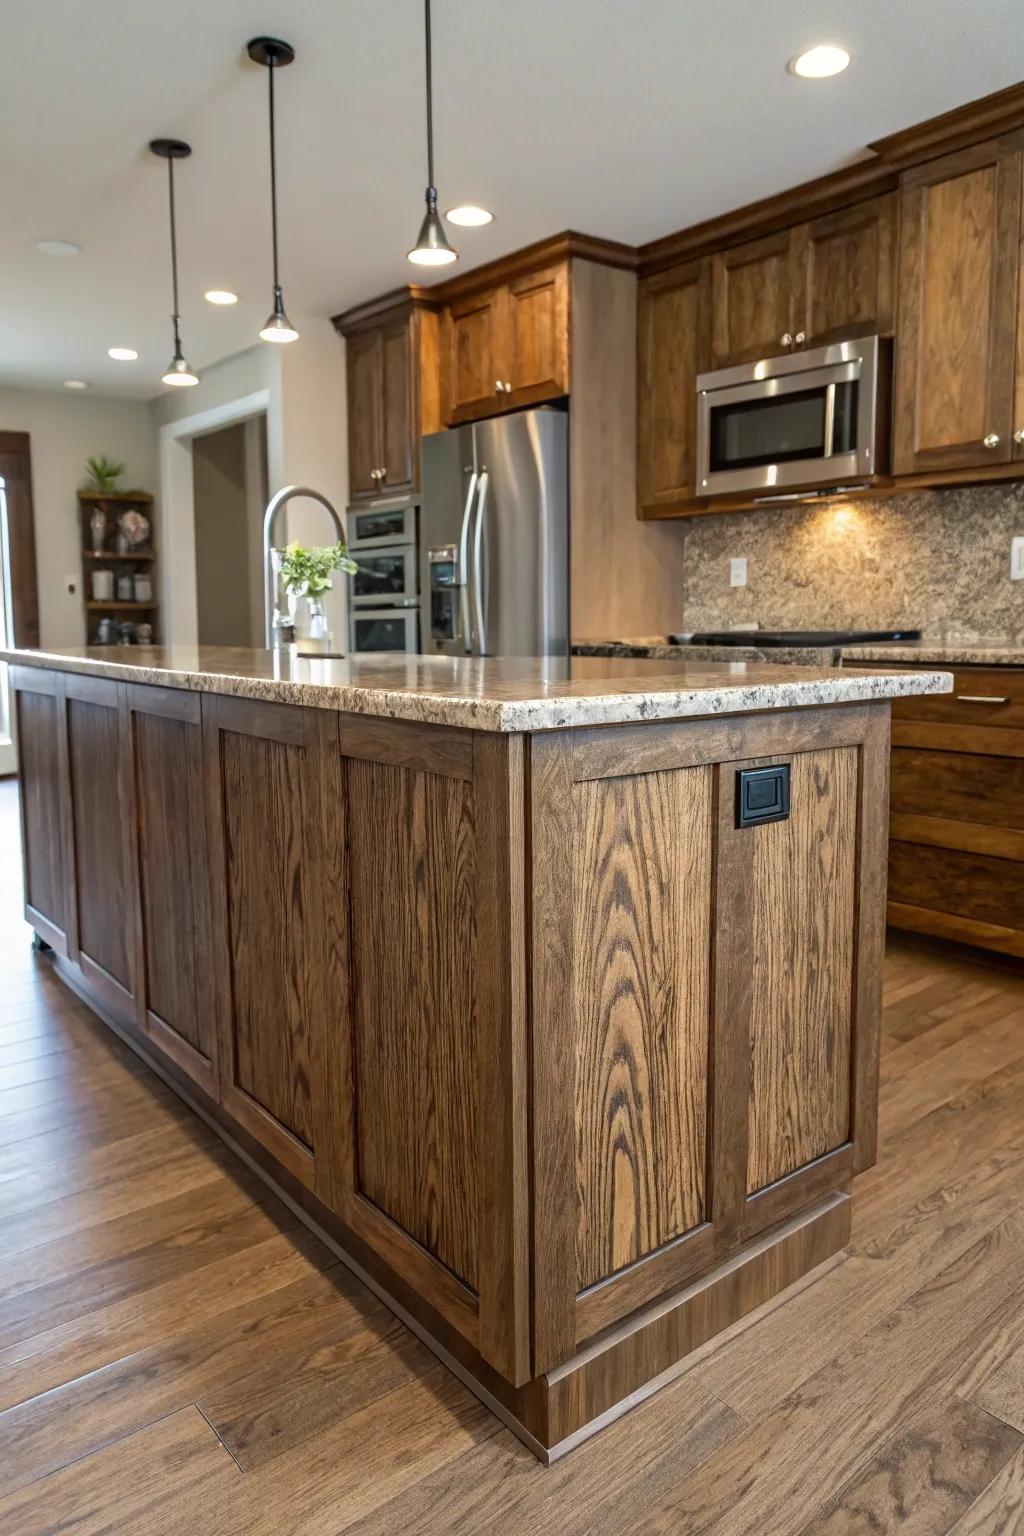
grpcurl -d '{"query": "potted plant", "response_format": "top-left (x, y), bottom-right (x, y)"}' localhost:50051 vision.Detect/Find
top-left (83, 455), bottom-right (125, 494)
top-left (278, 541), bottom-right (357, 646)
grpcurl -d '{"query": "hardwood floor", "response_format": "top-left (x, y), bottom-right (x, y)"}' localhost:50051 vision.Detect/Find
top-left (1, 772), bottom-right (1024, 1533)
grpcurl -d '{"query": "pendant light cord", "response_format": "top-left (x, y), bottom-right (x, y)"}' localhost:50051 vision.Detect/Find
top-left (424, 0), bottom-right (434, 190)
top-left (268, 56), bottom-right (281, 291)
top-left (166, 157), bottom-right (182, 348)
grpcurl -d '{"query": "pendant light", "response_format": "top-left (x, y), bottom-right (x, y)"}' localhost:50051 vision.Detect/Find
top-left (408, 0), bottom-right (457, 266)
top-left (248, 37), bottom-right (299, 343)
top-left (150, 139), bottom-right (199, 387)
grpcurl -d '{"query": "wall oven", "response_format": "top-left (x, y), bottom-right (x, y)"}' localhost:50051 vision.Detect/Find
top-left (346, 496), bottom-right (420, 653)
top-left (696, 336), bottom-right (889, 500)
top-left (349, 606), bottom-right (420, 654)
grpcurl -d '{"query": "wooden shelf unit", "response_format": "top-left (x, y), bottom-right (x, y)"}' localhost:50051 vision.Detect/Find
top-left (78, 489), bottom-right (156, 644)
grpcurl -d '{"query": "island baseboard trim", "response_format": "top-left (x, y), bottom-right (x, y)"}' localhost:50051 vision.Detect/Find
top-left (50, 954), bottom-right (853, 1463)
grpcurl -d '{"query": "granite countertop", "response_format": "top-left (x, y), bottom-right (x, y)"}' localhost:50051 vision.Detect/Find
top-left (575, 635), bottom-right (1024, 668)
top-left (3, 645), bottom-right (952, 733)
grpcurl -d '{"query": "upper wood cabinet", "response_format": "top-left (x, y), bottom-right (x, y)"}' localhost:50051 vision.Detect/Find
top-left (338, 299), bottom-right (440, 503)
top-left (710, 196), bottom-right (898, 369)
top-left (637, 258), bottom-right (711, 511)
top-left (893, 138), bottom-right (1023, 475)
top-left (442, 262), bottom-right (570, 424)
top-left (710, 230), bottom-right (795, 367)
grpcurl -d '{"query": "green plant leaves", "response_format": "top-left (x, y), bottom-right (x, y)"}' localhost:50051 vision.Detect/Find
top-left (279, 541), bottom-right (358, 599)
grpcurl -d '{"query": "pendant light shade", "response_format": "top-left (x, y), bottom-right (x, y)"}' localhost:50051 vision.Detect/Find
top-left (408, 0), bottom-right (457, 267)
top-left (248, 37), bottom-right (300, 344)
top-left (150, 139), bottom-right (199, 388)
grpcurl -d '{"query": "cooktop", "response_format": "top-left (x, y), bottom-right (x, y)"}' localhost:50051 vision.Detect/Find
top-left (668, 629), bottom-right (922, 648)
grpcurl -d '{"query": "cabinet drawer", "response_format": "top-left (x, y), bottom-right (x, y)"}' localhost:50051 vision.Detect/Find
top-left (891, 747), bottom-right (1024, 832)
top-left (889, 840), bottom-right (1024, 931)
top-left (892, 667), bottom-right (1024, 729)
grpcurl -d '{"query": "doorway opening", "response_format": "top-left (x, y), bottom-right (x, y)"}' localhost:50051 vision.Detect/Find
top-left (192, 416), bottom-right (268, 647)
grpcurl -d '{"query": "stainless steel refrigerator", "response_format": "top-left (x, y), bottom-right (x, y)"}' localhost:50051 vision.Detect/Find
top-left (419, 407), bottom-right (568, 658)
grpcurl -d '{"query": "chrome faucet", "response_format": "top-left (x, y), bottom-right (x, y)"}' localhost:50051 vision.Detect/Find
top-left (262, 485), bottom-right (345, 647)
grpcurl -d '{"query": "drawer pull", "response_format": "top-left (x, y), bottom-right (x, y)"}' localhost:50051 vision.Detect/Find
top-left (955, 693), bottom-right (1009, 704)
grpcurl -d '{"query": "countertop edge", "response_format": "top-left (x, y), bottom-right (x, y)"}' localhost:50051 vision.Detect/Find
top-left (1, 647), bottom-right (953, 732)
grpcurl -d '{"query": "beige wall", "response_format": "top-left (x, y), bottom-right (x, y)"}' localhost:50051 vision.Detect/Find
top-left (0, 387), bottom-right (156, 648)
top-left (192, 421), bottom-right (266, 647)
top-left (679, 481), bottom-right (1024, 637)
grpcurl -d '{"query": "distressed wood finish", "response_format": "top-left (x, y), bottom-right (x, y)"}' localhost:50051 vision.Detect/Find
top-left (572, 767), bottom-right (713, 1290)
top-left (126, 684), bottom-right (216, 1095)
top-left (893, 138), bottom-right (1023, 474)
top-left (346, 756), bottom-right (479, 1289)
top-left (742, 747), bottom-right (858, 1193)
top-left (12, 678), bottom-right (68, 953)
top-left (637, 257), bottom-right (711, 512)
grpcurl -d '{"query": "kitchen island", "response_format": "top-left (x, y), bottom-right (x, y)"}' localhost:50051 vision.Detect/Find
top-left (4, 645), bottom-right (950, 1461)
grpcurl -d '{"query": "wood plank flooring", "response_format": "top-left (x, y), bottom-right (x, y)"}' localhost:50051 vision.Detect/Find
top-left (1, 774), bottom-right (1024, 1533)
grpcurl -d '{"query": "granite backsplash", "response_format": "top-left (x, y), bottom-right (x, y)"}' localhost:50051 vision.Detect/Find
top-left (680, 482), bottom-right (1024, 638)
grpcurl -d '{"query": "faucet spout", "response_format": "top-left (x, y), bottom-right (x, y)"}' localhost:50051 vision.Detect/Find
top-left (262, 485), bottom-right (345, 646)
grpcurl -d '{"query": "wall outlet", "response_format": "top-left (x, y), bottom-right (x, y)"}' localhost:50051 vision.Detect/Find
top-left (1012, 537), bottom-right (1024, 581)
top-left (730, 557), bottom-right (748, 588)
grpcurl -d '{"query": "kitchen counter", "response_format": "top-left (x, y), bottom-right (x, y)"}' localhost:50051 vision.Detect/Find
top-left (575, 636), bottom-right (1024, 668)
top-left (7, 647), bottom-right (948, 1462)
top-left (2, 643), bottom-right (951, 732)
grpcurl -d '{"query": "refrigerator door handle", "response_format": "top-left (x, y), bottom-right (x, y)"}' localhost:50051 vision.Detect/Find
top-left (458, 470), bottom-right (478, 652)
top-left (471, 470), bottom-right (489, 655)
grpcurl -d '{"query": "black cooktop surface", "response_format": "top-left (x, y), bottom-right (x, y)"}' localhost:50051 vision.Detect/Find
top-left (668, 629), bottom-right (922, 648)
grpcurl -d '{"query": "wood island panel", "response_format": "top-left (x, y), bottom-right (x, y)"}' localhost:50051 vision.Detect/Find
top-left (744, 746), bottom-right (858, 1193)
top-left (346, 756), bottom-right (480, 1291)
top-left (13, 681), bottom-right (67, 950)
top-left (572, 766), bottom-right (713, 1290)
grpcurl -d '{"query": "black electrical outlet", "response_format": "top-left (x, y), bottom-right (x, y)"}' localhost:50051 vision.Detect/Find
top-left (736, 763), bottom-right (791, 828)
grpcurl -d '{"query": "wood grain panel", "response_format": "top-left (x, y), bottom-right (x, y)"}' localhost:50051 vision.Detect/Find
top-left (746, 748), bottom-right (858, 1194)
top-left (891, 666), bottom-right (1024, 728)
top-left (444, 289), bottom-right (501, 423)
top-left (637, 259), bottom-right (710, 510)
top-left (710, 230), bottom-right (794, 366)
top-left (67, 694), bottom-right (130, 989)
top-left (893, 141), bottom-right (1022, 473)
top-left (892, 747), bottom-right (1024, 831)
top-left (380, 318), bottom-right (414, 494)
top-left (15, 688), bottom-right (65, 937)
top-left (889, 840), bottom-right (1024, 930)
top-left (797, 194), bottom-right (897, 344)
top-left (506, 264), bottom-right (569, 398)
top-left (346, 757), bottom-right (479, 1289)
top-left (346, 330), bottom-right (382, 500)
top-left (572, 767), bottom-right (713, 1290)
top-left (219, 727), bottom-right (313, 1148)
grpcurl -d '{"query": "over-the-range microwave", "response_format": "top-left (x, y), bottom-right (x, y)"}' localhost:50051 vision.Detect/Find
top-left (696, 336), bottom-right (890, 500)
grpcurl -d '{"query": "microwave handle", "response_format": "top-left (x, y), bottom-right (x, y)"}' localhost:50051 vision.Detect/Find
top-left (458, 470), bottom-right (478, 652)
top-left (823, 382), bottom-right (836, 458)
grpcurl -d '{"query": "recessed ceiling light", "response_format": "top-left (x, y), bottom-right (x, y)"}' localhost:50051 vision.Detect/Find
top-left (446, 206), bottom-right (493, 228)
top-left (204, 289), bottom-right (238, 305)
top-left (35, 238), bottom-right (81, 257)
top-left (63, 379), bottom-right (88, 390)
top-left (107, 347), bottom-right (138, 361)
top-left (789, 44), bottom-right (850, 78)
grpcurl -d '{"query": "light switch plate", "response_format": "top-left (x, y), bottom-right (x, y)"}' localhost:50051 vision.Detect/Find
top-left (1011, 537), bottom-right (1024, 581)
top-left (730, 557), bottom-right (748, 588)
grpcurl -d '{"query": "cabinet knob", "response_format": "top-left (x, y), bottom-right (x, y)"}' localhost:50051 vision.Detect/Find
top-left (983, 433), bottom-right (1001, 449)
top-left (1014, 429), bottom-right (1024, 445)
top-left (780, 332), bottom-right (793, 346)
top-left (504, 381), bottom-right (512, 392)
top-left (494, 380), bottom-right (505, 393)
top-left (379, 467), bottom-right (386, 481)
top-left (794, 331), bottom-right (806, 345)
top-left (369, 469), bottom-right (379, 481)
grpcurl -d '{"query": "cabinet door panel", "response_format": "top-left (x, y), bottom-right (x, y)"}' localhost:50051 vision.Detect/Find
top-left (15, 683), bottom-right (68, 949)
top-left (742, 747), bottom-right (858, 1194)
top-left (346, 331), bottom-right (382, 500)
top-left (572, 766), bottom-right (713, 1290)
top-left (711, 230), bottom-right (794, 366)
top-left (380, 319), bottom-right (414, 494)
top-left (890, 838), bottom-right (1024, 930)
top-left (444, 289), bottom-right (503, 423)
top-left (346, 757), bottom-right (479, 1289)
top-left (637, 259), bottom-right (710, 509)
top-left (893, 141), bottom-right (1021, 473)
top-left (129, 690), bottom-right (216, 1091)
top-left (506, 264), bottom-right (569, 402)
top-left (797, 194), bottom-right (897, 345)
top-left (66, 684), bottom-right (134, 1010)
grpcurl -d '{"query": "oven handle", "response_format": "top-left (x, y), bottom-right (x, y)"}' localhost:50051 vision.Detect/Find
top-left (458, 470), bottom-right (478, 653)
top-left (823, 382), bottom-right (836, 458)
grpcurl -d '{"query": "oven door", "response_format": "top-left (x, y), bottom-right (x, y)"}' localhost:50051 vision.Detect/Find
top-left (347, 502), bottom-right (417, 549)
top-left (349, 544), bottom-right (418, 607)
top-left (696, 338), bottom-right (880, 497)
top-left (349, 606), bottom-right (420, 654)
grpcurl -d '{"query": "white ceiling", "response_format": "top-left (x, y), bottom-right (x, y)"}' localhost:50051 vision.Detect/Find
top-left (3, 0), bottom-right (1022, 400)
